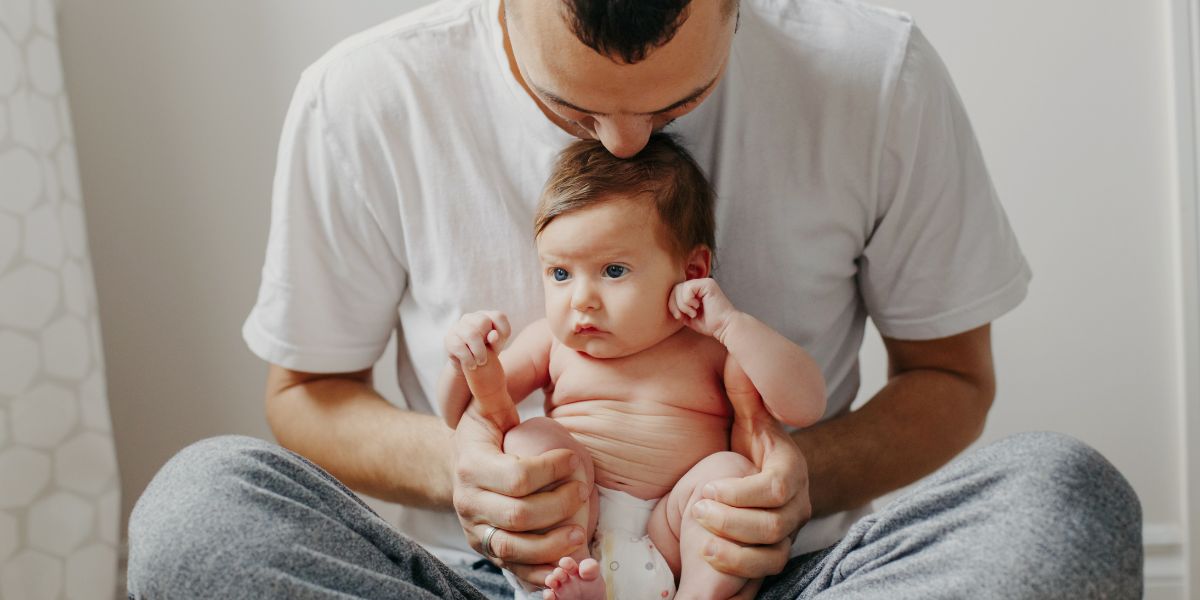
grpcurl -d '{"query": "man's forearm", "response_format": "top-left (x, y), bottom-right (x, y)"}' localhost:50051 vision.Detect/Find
top-left (266, 377), bottom-right (455, 509)
top-left (793, 367), bottom-right (992, 518)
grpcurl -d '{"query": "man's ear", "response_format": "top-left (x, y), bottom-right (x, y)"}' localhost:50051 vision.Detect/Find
top-left (684, 245), bottom-right (712, 280)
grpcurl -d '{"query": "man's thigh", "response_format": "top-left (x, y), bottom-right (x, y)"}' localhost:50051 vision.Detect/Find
top-left (126, 435), bottom-right (488, 600)
top-left (756, 431), bottom-right (1142, 600)
top-left (450, 560), bottom-right (519, 600)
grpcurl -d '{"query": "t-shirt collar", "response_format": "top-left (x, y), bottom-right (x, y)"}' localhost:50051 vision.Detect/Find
top-left (484, 0), bottom-right (577, 147)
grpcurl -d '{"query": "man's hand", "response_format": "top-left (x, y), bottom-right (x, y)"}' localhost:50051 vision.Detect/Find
top-left (451, 399), bottom-right (590, 586)
top-left (669, 278), bottom-right (740, 340)
top-left (694, 375), bottom-right (811, 583)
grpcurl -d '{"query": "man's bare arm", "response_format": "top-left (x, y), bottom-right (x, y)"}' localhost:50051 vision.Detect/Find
top-left (265, 362), bottom-right (585, 583)
top-left (265, 364), bottom-right (455, 509)
top-left (794, 324), bottom-right (997, 517)
top-left (692, 323), bottom-right (997, 583)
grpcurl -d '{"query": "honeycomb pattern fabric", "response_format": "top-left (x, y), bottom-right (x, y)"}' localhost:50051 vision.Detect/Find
top-left (0, 0), bottom-right (121, 598)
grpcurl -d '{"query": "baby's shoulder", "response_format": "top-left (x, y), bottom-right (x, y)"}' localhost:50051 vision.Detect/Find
top-left (524, 317), bottom-right (553, 339)
top-left (671, 328), bottom-right (729, 372)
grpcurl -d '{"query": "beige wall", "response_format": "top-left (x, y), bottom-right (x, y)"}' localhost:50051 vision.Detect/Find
top-left (56, 0), bottom-right (1188, 594)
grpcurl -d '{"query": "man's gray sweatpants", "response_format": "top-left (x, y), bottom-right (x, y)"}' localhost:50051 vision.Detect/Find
top-left (125, 431), bottom-right (1143, 599)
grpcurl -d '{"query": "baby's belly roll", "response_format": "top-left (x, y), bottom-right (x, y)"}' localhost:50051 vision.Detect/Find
top-left (550, 399), bottom-right (730, 500)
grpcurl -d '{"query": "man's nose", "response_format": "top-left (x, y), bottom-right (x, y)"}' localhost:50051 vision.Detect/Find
top-left (594, 116), bottom-right (653, 158)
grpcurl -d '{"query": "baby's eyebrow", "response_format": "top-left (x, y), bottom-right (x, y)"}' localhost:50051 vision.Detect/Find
top-left (539, 251), bottom-right (633, 264)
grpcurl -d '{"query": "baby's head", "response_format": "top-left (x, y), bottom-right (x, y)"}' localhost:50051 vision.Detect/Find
top-left (534, 133), bottom-right (715, 358)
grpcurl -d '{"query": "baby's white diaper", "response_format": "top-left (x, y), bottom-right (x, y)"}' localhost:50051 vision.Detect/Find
top-left (502, 486), bottom-right (676, 600)
top-left (590, 486), bottom-right (676, 600)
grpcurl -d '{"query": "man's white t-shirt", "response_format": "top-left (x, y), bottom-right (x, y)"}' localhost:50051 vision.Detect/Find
top-left (244, 0), bottom-right (1031, 566)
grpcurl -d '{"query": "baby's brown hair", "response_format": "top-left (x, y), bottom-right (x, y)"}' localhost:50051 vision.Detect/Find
top-left (535, 133), bottom-right (716, 265)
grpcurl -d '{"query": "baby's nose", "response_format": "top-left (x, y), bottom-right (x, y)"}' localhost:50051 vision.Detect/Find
top-left (570, 284), bottom-right (600, 311)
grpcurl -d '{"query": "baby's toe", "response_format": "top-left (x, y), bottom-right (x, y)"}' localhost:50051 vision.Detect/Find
top-left (558, 556), bottom-right (580, 574)
top-left (577, 558), bottom-right (600, 580)
top-left (546, 567), bottom-right (567, 589)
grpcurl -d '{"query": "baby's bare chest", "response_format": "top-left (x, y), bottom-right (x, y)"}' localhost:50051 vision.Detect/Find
top-left (545, 334), bottom-right (730, 417)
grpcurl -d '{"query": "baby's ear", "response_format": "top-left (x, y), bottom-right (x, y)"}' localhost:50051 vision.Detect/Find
top-left (684, 245), bottom-right (712, 280)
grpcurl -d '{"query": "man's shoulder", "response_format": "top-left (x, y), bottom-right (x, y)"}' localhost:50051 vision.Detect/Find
top-left (744, 0), bottom-right (915, 67)
top-left (749, 0), bottom-right (913, 38)
top-left (298, 0), bottom-right (490, 99)
top-left (711, 0), bottom-right (924, 132)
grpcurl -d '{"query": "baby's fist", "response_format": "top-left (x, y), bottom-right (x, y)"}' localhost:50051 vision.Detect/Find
top-left (669, 278), bottom-right (738, 339)
top-left (445, 310), bottom-right (511, 370)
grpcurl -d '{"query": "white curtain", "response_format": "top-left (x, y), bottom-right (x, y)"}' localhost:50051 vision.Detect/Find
top-left (0, 0), bottom-right (121, 598)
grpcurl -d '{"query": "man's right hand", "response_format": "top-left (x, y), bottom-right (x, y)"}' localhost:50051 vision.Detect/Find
top-left (451, 405), bottom-right (590, 586)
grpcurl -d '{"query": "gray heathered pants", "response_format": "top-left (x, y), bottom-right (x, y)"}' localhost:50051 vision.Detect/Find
top-left (126, 431), bottom-right (1143, 599)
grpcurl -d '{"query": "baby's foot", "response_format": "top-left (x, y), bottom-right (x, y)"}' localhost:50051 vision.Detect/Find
top-left (543, 556), bottom-right (605, 600)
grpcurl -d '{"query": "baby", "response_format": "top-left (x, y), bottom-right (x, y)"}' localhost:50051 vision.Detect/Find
top-left (438, 134), bottom-right (826, 600)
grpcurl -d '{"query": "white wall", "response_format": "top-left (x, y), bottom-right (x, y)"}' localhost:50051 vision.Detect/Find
top-left (55, 0), bottom-right (1189, 595)
top-left (55, 0), bottom-right (428, 536)
top-left (863, 1), bottom-right (1188, 594)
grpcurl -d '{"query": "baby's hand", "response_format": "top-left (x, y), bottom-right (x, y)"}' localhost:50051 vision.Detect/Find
top-left (669, 278), bottom-right (739, 340)
top-left (445, 311), bottom-right (511, 371)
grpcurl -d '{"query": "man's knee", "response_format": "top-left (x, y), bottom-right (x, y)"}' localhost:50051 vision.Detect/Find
top-left (980, 431), bottom-right (1143, 592)
top-left (131, 435), bottom-right (291, 514)
top-left (127, 435), bottom-right (299, 595)
top-left (169, 434), bottom-right (286, 472)
top-left (988, 431), bottom-right (1141, 525)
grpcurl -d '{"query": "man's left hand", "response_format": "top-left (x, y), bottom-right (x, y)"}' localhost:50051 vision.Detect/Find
top-left (692, 401), bottom-right (810, 581)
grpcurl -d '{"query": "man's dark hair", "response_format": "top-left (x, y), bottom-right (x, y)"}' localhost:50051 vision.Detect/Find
top-left (535, 133), bottom-right (716, 265)
top-left (563, 0), bottom-right (738, 64)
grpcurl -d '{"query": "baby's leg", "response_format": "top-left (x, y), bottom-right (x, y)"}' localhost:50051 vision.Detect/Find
top-left (502, 417), bottom-right (603, 600)
top-left (647, 451), bottom-right (756, 600)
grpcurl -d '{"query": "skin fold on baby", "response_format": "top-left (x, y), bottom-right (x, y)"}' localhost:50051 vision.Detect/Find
top-left (544, 326), bottom-right (732, 501)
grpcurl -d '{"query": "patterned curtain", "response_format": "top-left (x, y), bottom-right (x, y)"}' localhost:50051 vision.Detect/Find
top-left (0, 0), bottom-right (121, 598)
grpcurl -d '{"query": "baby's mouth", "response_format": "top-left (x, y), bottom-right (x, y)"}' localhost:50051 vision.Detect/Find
top-left (573, 323), bottom-right (603, 335)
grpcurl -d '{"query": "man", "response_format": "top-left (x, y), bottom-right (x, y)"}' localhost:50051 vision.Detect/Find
top-left (127, 1), bottom-right (1143, 598)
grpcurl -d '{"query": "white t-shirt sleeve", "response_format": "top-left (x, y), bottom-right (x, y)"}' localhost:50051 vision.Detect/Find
top-left (243, 67), bottom-right (407, 373)
top-left (860, 26), bottom-right (1031, 341)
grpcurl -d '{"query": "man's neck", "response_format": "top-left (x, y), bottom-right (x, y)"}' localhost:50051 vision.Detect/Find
top-left (498, 0), bottom-right (586, 139)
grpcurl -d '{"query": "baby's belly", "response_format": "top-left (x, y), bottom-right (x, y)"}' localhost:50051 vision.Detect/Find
top-left (549, 400), bottom-right (731, 500)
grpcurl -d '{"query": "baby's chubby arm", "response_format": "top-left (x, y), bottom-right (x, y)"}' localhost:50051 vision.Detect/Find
top-left (670, 278), bottom-right (826, 427)
top-left (437, 313), bottom-right (554, 429)
top-left (442, 316), bottom-right (584, 584)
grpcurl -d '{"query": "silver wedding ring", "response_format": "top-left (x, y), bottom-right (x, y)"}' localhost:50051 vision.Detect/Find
top-left (481, 524), bottom-right (500, 560)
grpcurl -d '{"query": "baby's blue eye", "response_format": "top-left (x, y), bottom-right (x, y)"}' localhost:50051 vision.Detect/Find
top-left (552, 268), bottom-right (570, 281)
top-left (604, 265), bottom-right (628, 278)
